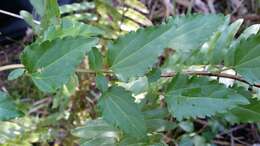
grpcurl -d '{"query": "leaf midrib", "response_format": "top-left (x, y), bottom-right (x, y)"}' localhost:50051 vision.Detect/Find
top-left (112, 17), bottom-right (204, 67)
top-left (34, 39), bottom-right (94, 74)
top-left (108, 92), bottom-right (144, 136)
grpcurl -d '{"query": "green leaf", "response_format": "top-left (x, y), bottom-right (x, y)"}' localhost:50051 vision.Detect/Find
top-left (117, 77), bottom-right (148, 97)
top-left (20, 10), bottom-right (37, 29)
top-left (88, 48), bottom-right (103, 71)
top-left (59, 1), bottom-right (95, 14)
top-left (124, 0), bottom-right (149, 14)
top-left (224, 99), bottom-right (260, 123)
top-left (225, 33), bottom-right (260, 83)
top-left (119, 138), bottom-right (147, 146)
top-left (21, 36), bottom-right (98, 92)
top-left (62, 13), bottom-right (98, 22)
top-left (0, 91), bottom-right (23, 121)
top-left (119, 136), bottom-right (166, 146)
top-left (179, 121), bottom-right (194, 132)
top-left (0, 117), bottom-right (40, 144)
top-left (118, 8), bottom-right (152, 26)
top-left (128, 77), bottom-right (148, 95)
top-left (143, 107), bottom-right (169, 119)
top-left (108, 14), bottom-right (224, 80)
top-left (95, 74), bottom-right (108, 92)
top-left (236, 24), bottom-right (260, 42)
top-left (43, 19), bottom-right (103, 41)
top-left (20, 10), bottom-right (40, 34)
top-left (165, 16), bottom-right (243, 67)
top-left (71, 119), bottom-right (119, 146)
top-left (41, 0), bottom-right (60, 30)
top-left (28, 0), bottom-right (45, 16)
top-left (165, 75), bottom-right (249, 120)
top-left (165, 15), bottom-right (230, 67)
top-left (146, 119), bottom-right (177, 132)
top-left (147, 68), bottom-right (161, 83)
top-left (8, 69), bottom-right (25, 81)
top-left (179, 135), bottom-right (193, 146)
top-left (52, 74), bottom-right (78, 109)
top-left (209, 19), bottom-right (243, 64)
top-left (99, 86), bottom-right (147, 139)
top-left (62, 74), bottom-right (79, 96)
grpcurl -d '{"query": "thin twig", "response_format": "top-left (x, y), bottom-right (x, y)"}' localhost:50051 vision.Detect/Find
top-left (212, 140), bottom-right (231, 146)
top-left (162, 0), bottom-right (173, 17)
top-left (228, 133), bottom-right (251, 146)
top-left (207, 0), bottom-right (216, 13)
top-left (231, 0), bottom-right (245, 15)
top-left (76, 69), bottom-right (112, 74)
top-left (0, 64), bottom-right (24, 72)
top-left (187, 0), bottom-right (194, 14)
top-left (0, 9), bottom-right (40, 25)
top-left (218, 124), bottom-right (247, 136)
top-left (1, 63), bottom-right (260, 88)
top-left (161, 71), bottom-right (260, 88)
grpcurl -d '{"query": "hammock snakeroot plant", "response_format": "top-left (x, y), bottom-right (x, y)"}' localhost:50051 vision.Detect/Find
top-left (0, 0), bottom-right (260, 145)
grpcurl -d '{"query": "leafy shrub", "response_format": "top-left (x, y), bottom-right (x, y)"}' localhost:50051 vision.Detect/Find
top-left (1, 0), bottom-right (260, 145)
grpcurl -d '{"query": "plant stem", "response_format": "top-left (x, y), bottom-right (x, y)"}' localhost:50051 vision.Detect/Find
top-left (187, 0), bottom-right (194, 15)
top-left (0, 64), bottom-right (24, 72)
top-left (0, 9), bottom-right (40, 25)
top-left (161, 71), bottom-right (260, 88)
top-left (1, 64), bottom-right (259, 88)
top-left (76, 69), bottom-right (112, 74)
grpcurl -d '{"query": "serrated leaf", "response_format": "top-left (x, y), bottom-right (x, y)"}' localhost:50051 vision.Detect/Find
top-left (21, 36), bottom-right (98, 92)
top-left (71, 119), bottom-right (119, 146)
top-left (165, 75), bottom-right (249, 120)
top-left (166, 15), bottom-right (230, 66)
top-left (99, 86), bottom-right (147, 139)
top-left (43, 19), bottom-right (103, 41)
top-left (8, 69), bottom-right (25, 81)
top-left (164, 16), bottom-right (243, 67)
top-left (225, 34), bottom-right (260, 83)
top-left (88, 48), bottom-right (103, 71)
top-left (0, 92), bottom-right (23, 121)
top-left (210, 19), bottom-right (243, 64)
top-left (224, 99), bottom-right (260, 123)
top-left (108, 14), bottom-right (224, 80)
top-left (41, 0), bottom-right (60, 30)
